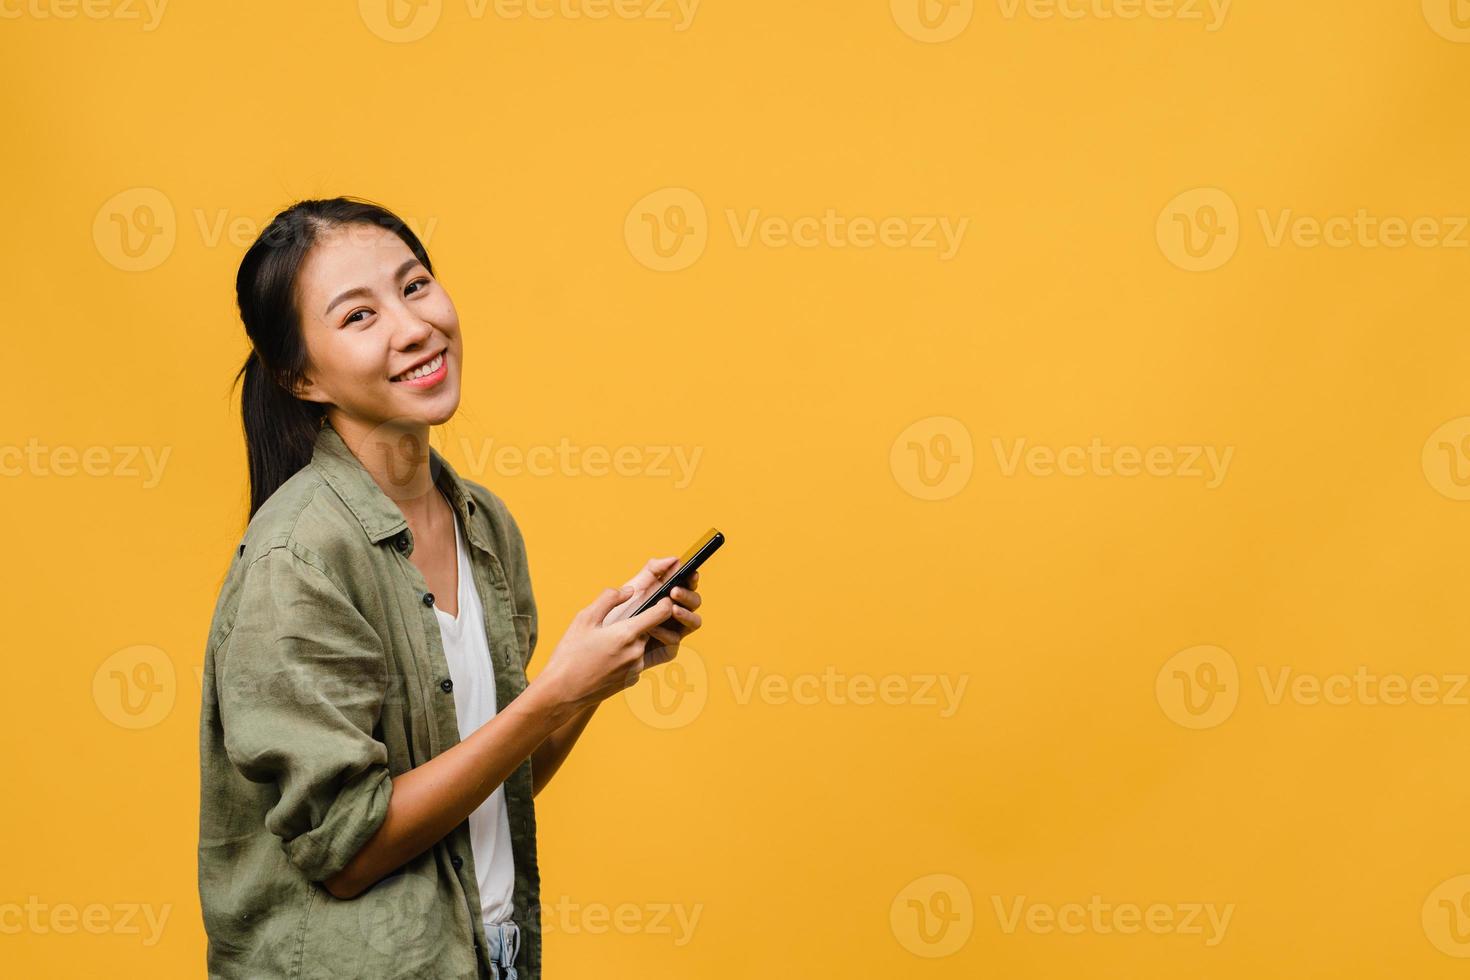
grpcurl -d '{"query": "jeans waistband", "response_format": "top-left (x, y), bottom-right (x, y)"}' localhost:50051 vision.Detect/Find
top-left (485, 920), bottom-right (521, 980)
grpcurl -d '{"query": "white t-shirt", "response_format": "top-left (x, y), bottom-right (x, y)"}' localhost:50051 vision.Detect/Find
top-left (432, 495), bottom-right (516, 927)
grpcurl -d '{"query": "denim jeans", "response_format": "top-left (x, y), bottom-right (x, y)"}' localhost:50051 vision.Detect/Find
top-left (485, 920), bottom-right (521, 980)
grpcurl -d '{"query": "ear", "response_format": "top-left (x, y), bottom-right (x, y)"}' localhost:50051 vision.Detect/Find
top-left (290, 372), bottom-right (329, 404)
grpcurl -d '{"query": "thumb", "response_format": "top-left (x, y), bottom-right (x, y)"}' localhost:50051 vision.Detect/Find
top-left (586, 585), bottom-right (634, 623)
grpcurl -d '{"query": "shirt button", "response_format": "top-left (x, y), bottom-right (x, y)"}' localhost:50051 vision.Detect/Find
top-left (440, 678), bottom-right (454, 693)
top-left (451, 855), bottom-right (463, 870)
top-left (423, 592), bottom-right (435, 607)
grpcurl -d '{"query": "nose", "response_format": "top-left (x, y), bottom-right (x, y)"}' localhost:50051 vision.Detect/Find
top-left (388, 302), bottom-right (435, 352)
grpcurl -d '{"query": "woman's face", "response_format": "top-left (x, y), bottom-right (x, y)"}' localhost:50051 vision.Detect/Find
top-left (291, 222), bottom-right (462, 432)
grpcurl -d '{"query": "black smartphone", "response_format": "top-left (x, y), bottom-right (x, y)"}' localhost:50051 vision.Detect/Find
top-left (630, 527), bottom-right (724, 626)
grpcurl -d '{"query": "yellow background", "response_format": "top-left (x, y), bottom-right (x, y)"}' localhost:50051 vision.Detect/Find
top-left (5, 0), bottom-right (1470, 976)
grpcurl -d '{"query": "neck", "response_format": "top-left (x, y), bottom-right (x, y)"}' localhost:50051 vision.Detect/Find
top-left (327, 410), bottom-right (442, 528)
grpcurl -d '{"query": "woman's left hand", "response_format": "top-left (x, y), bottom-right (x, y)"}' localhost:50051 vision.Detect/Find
top-left (604, 556), bottom-right (703, 670)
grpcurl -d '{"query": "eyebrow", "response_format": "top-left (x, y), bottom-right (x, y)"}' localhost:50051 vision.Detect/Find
top-left (323, 257), bottom-right (425, 316)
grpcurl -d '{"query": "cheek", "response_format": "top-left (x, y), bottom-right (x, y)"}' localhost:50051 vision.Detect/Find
top-left (326, 335), bottom-right (390, 386)
top-left (429, 293), bottom-right (460, 331)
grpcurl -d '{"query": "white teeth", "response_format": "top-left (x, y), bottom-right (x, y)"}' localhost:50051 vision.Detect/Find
top-left (393, 352), bottom-right (443, 382)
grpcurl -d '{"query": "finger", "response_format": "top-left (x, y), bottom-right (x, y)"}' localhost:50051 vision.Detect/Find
top-left (669, 604), bottom-right (701, 633)
top-left (687, 570), bottom-right (699, 590)
top-left (647, 625), bottom-right (683, 647)
top-left (622, 596), bottom-right (675, 638)
top-left (602, 587), bottom-right (642, 625)
top-left (641, 641), bottom-right (679, 670)
top-left (670, 586), bottom-right (702, 611)
top-left (645, 613), bottom-right (694, 649)
top-left (612, 557), bottom-right (678, 622)
top-left (652, 610), bottom-right (692, 638)
top-left (643, 646), bottom-right (676, 669)
top-left (623, 555), bottom-right (678, 594)
top-left (585, 585), bottom-right (634, 623)
top-left (608, 555), bottom-right (680, 625)
top-left (602, 593), bottom-right (635, 626)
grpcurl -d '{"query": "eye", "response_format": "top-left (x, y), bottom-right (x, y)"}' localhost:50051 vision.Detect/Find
top-left (404, 276), bottom-right (431, 297)
top-left (343, 308), bottom-right (372, 327)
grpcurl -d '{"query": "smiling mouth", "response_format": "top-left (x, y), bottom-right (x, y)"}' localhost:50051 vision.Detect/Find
top-left (390, 351), bottom-right (445, 383)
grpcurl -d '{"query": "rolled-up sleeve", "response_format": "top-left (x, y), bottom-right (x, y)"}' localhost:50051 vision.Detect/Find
top-left (217, 542), bottom-right (393, 883)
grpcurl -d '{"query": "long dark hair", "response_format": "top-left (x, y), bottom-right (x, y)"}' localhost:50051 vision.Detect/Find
top-left (232, 196), bottom-right (434, 522)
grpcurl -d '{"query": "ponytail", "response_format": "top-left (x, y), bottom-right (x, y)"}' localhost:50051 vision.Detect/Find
top-left (234, 349), bottom-right (325, 521)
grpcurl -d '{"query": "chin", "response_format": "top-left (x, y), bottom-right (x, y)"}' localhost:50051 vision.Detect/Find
top-left (422, 393), bottom-right (461, 426)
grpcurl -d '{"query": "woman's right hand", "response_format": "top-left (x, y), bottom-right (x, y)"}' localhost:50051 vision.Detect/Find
top-left (538, 587), bottom-right (677, 714)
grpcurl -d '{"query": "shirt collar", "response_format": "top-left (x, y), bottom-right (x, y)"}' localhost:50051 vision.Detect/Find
top-left (309, 417), bottom-right (487, 552)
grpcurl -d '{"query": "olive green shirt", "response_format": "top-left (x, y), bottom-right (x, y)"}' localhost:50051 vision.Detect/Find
top-left (198, 418), bottom-right (543, 979)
